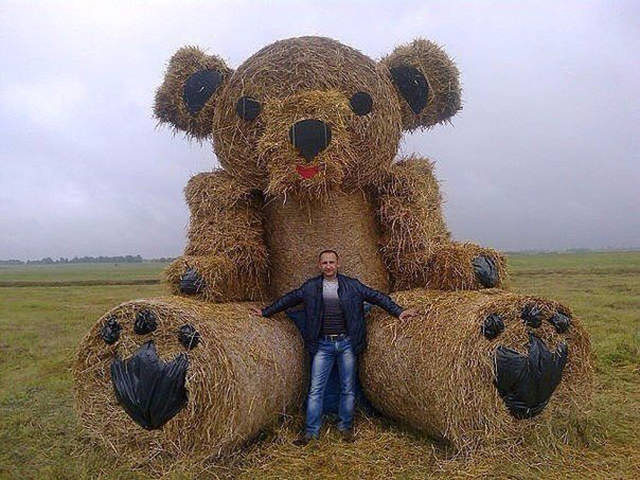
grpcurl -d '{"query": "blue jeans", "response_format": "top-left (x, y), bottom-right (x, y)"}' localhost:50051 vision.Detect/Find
top-left (306, 335), bottom-right (356, 437)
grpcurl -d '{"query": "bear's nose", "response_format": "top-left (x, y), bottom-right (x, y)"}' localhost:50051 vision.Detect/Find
top-left (289, 119), bottom-right (332, 162)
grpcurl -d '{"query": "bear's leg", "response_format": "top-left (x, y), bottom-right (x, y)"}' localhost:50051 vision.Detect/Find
top-left (359, 289), bottom-right (593, 451)
top-left (73, 297), bottom-right (305, 464)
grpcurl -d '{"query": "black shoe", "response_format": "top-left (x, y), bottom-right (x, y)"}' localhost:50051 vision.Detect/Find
top-left (339, 429), bottom-right (355, 443)
top-left (293, 433), bottom-right (316, 446)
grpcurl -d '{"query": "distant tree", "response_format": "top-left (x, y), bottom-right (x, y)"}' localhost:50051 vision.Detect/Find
top-left (11, 255), bottom-right (146, 265)
top-left (0, 259), bottom-right (25, 265)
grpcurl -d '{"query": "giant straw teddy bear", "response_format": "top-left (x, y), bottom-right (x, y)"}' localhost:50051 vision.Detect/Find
top-left (74, 37), bottom-right (592, 463)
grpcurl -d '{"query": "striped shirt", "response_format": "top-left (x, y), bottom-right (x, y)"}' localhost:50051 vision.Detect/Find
top-left (321, 278), bottom-right (346, 335)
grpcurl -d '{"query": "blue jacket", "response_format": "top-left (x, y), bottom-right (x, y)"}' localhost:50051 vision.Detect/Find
top-left (262, 274), bottom-right (404, 355)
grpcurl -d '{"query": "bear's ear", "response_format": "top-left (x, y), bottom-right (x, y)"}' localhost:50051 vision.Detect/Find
top-left (154, 46), bottom-right (233, 139)
top-left (381, 39), bottom-right (461, 131)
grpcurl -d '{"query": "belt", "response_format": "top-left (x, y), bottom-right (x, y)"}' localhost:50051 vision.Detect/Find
top-left (321, 333), bottom-right (347, 341)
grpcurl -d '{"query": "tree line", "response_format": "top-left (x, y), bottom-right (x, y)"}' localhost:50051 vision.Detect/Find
top-left (0, 255), bottom-right (175, 265)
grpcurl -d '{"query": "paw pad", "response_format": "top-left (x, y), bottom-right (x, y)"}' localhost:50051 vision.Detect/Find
top-left (482, 313), bottom-right (505, 339)
top-left (180, 268), bottom-right (206, 294)
top-left (472, 255), bottom-right (499, 288)
top-left (134, 309), bottom-right (157, 335)
top-left (521, 303), bottom-right (543, 328)
top-left (178, 324), bottom-right (200, 349)
top-left (548, 312), bottom-right (571, 333)
top-left (100, 316), bottom-right (121, 344)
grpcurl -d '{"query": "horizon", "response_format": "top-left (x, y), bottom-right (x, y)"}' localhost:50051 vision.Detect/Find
top-left (3, 247), bottom-right (640, 264)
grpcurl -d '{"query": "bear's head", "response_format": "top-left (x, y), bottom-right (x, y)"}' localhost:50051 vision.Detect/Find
top-left (154, 36), bottom-right (461, 198)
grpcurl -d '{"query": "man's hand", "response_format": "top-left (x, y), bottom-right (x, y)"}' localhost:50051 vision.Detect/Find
top-left (249, 307), bottom-right (264, 317)
top-left (399, 308), bottom-right (418, 321)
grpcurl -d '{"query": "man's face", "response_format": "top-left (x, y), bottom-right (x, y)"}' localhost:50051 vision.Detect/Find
top-left (318, 252), bottom-right (339, 278)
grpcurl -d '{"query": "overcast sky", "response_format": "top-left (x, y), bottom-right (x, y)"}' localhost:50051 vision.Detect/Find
top-left (1, 0), bottom-right (638, 260)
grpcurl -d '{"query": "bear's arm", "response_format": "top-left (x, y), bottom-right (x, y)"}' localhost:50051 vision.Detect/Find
top-left (164, 170), bottom-right (269, 302)
top-left (370, 156), bottom-right (506, 291)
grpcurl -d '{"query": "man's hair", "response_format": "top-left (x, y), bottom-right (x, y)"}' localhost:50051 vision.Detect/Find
top-left (318, 249), bottom-right (339, 261)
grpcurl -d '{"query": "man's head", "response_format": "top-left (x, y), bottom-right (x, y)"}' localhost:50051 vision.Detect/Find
top-left (318, 250), bottom-right (340, 279)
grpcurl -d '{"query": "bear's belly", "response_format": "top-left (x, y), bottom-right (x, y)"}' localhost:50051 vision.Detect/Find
top-left (263, 191), bottom-right (389, 297)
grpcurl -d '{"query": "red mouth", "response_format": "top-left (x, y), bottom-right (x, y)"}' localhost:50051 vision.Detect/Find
top-left (296, 165), bottom-right (319, 179)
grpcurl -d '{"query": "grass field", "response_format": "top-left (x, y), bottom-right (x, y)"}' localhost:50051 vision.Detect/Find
top-left (0, 263), bottom-right (164, 286)
top-left (0, 253), bottom-right (638, 479)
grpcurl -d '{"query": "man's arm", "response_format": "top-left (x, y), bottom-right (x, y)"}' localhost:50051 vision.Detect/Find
top-left (357, 281), bottom-right (404, 318)
top-left (258, 287), bottom-right (304, 317)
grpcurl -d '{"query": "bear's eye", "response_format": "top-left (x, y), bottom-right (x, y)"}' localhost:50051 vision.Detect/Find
top-left (236, 96), bottom-right (261, 121)
top-left (350, 92), bottom-right (373, 116)
top-left (178, 324), bottom-right (200, 350)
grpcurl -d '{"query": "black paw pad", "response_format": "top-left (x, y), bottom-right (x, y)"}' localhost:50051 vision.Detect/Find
top-left (494, 333), bottom-right (568, 419)
top-left (180, 268), bottom-right (206, 294)
top-left (549, 312), bottom-right (571, 333)
top-left (111, 341), bottom-right (188, 430)
top-left (134, 309), bottom-right (157, 335)
top-left (178, 324), bottom-right (200, 349)
top-left (472, 255), bottom-right (499, 288)
top-left (101, 316), bottom-right (121, 344)
top-left (482, 313), bottom-right (505, 339)
top-left (521, 303), bottom-right (543, 328)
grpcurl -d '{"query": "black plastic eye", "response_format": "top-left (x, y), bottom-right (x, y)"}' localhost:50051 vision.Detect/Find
top-left (236, 96), bottom-right (261, 121)
top-left (521, 303), bottom-right (543, 328)
top-left (178, 324), bottom-right (200, 349)
top-left (134, 309), bottom-right (157, 335)
top-left (482, 313), bottom-right (505, 340)
top-left (548, 312), bottom-right (571, 333)
top-left (101, 316), bottom-right (121, 344)
top-left (349, 92), bottom-right (373, 116)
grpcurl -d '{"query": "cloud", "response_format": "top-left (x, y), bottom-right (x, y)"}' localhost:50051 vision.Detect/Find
top-left (1, 77), bottom-right (88, 130)
top-left (0, 0), bottom-right (639, 259)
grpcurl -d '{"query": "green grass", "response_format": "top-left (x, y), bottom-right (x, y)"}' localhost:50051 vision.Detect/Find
top-left (0, 254), bottom-right (638, 479)
top-left (0, 284), bottom-right (166, 479)
top-left (507, 250), bottom-right (640, 274)
top-left (0, 263), bottom-right (166, 283)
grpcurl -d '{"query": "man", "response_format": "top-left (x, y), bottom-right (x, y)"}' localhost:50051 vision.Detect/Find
top-left (250, 250), bottom-right (417, 445)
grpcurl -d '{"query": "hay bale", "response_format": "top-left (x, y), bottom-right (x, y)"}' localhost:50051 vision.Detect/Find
top-left (73, 297), bottom-right (305, 464)
top-left (360, 289), bottom-right (593, 451)
top-left (372, 156), bottom-right (506, 291)
top-left (164, 255), bottom-right (267, 302)
top-left (163, 170), bottom-right (269, 302)
top-left (263, 190), bottom-right (389, 297)
top-left (410, 242), bottom-right (507, 291)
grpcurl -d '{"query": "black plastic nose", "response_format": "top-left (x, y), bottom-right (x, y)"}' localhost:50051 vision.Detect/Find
top-left (494, 333), bottom-right (568, 419)
top-left (289, 119), bottom-right (331, 162)
top-left (110, 341), bottom-right (188, 430)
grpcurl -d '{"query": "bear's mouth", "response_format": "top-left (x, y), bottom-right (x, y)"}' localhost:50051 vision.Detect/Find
top-left (296, 164), bottom-right (319, 179)
top-left (494, 333), bottom-right (568, 419)
top-left (110, 340), bottom-right (189, 430)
